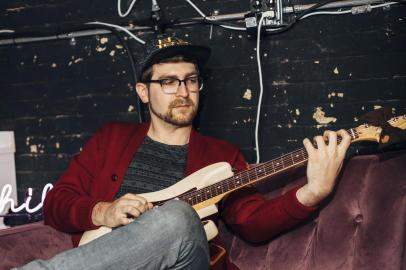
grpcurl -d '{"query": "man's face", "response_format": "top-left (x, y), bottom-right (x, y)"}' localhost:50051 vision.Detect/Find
top-left (141, 61), bottom-right (199, 127)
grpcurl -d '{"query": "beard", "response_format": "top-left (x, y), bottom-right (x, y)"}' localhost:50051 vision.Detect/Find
top-left (149, 97), bottom-right (198, 127)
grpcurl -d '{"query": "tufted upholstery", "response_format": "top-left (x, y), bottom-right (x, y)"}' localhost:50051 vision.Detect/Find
top-left (0, 150), bottom-right (405, 270)
top-left (219, 150), bottom-right (406, 270)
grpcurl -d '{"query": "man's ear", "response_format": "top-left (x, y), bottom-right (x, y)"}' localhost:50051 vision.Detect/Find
top-left (135, 83), bottom-right (149, 103)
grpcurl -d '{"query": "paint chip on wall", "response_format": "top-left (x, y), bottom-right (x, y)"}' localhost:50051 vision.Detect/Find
top-left (96, 46), bottom-right (106, 52)
top-left (243, 89), bottom-right (252, 100)
top-left (128, 105), bottom-right (135, 112)
top-left (100, 37), bottom-right (108, 44)
top-left (74, 58), bottom-right (83, 64)
top-left (313, 107), bottom-right (337, 124)
top-left (272, 80), bottom-right (288, 86)
top-left (30, 145), bottom-right (38, 153)
top-left (333, 67), bottom-right (339, 74)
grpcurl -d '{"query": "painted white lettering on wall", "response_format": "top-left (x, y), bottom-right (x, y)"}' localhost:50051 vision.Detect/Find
top-left (0, 183), bottom-right (53, 214)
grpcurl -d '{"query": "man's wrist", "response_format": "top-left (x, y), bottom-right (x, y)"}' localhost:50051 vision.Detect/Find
top-left (91, 202), bottom-right (109, 226)
top-left (296, 185), bottom-right (323, 208)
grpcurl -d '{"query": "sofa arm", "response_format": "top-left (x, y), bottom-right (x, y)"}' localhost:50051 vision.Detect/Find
top-left (0, 221), bottom-right (73, 270)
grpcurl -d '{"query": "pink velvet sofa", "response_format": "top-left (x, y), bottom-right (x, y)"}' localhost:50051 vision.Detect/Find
top-left (1, 150), bottom-right (405, 270)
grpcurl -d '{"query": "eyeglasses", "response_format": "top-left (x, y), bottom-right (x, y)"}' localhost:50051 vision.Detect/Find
top-left (144, 76), bottom-right (203, 94)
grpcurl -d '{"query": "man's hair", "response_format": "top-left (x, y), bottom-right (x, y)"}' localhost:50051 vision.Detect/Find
top-left (140, 55), bottom-right (199, 82)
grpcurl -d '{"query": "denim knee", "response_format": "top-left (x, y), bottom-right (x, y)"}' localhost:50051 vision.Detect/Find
top-left (159, 200), bottom-right (205, 241)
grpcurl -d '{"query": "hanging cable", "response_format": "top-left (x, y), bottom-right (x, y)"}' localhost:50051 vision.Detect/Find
top-left (118, 0), bottom-right (139, 17)
top-left (300, 1), bottom-right (398, 19)
top-left (86, 21), bottom-right (146, 44)
top-left (254, 12), bottom-right (272, 164)
top-left (0, 30), bottom-right (14, 34)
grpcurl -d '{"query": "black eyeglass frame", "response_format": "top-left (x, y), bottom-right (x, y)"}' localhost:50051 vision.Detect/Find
top-left (143, 76), bottom-right (204, 94)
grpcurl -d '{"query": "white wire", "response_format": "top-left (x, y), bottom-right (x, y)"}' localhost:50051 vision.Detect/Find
top-left (254, 13), bottom-right (267, 164)
top-left (300, 10), bottom-right (352, 19)
top-left (300, 2), bottom-right (398, 20)
top-left (86, 21), bottom-right (146, 44)
top-left (369, 1), bottom-right (397, 9)
top-left (0, 30), bottom-right (15, 33)
top-left (118, 0), bottom-right (139, 17)
top-left (218, 25), bottom-right (247, 31)
top-left (185, 0), bottom-right (206, 17)
top-left (185, 0), bottom-right (246, 31)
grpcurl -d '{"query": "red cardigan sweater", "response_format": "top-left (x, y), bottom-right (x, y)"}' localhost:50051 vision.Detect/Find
top-left (43, 122), bottom-right (315, 246)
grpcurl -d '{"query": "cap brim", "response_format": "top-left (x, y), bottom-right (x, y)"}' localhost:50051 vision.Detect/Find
top-left (141, 45), bottom-right (211, 76)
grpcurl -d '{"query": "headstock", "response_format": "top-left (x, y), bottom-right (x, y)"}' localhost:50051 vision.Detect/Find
top-left (350, 114), bottom-right (406, 144)
top-left (388, 115), bottom-right (406, 129)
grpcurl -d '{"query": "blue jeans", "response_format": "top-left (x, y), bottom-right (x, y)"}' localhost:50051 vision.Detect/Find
top-left (16, 200), bottom-right (209, 270)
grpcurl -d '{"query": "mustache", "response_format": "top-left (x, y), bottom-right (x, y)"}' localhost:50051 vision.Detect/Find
top-left (169, 98), bottom-right (195, 108)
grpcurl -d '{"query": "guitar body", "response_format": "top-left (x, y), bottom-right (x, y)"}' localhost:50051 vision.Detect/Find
top-left (79, 162), bottom-right (234, 246)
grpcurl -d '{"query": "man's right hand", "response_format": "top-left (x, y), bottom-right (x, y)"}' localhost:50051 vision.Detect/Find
top-left (91, 194), bottom-right (153, 228)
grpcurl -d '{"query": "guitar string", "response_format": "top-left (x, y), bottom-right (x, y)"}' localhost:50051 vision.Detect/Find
top-left (156, 129), bottom-right (358, 206)
top-left (175, 130), bottom-right (358, 205)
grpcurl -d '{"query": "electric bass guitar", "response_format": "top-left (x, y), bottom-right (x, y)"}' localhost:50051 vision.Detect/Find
top-left (79, 114), bottom-right (406, 246)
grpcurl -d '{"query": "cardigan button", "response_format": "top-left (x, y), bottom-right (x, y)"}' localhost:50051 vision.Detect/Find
top-left (111, 174), bottom-right (118, 181)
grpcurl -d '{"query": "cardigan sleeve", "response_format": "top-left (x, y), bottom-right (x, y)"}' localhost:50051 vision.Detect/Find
top-left (222, 154), bottom-right (317, 243)
top-left (43, 125), bottom-right (110, 233)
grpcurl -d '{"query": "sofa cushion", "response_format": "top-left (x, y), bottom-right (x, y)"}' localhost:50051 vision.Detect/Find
top-left (0, 222), bottom-right (73, 270)
top-left (220, 150), bottom-right (406, 270)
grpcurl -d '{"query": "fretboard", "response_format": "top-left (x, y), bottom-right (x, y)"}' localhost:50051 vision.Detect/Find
top-left (179, 128), bottom-right (359, 206)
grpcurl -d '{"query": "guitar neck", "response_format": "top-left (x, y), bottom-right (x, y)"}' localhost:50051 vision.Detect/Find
top-left (179, 127), bottom-right (360, 206)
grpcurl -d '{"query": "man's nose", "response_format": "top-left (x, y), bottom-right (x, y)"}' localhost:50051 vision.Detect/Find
top-left (176, 81), bottom-right (189, 97)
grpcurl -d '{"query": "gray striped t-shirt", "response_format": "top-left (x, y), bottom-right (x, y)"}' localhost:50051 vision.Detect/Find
top-left (115, 136), bottom-right (188, 198)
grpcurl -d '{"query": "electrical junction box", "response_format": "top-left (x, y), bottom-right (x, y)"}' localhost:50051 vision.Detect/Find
top-left (245, 0), bottom-right (286, 35)
top-left (0, 131), bottom-right (17, 229)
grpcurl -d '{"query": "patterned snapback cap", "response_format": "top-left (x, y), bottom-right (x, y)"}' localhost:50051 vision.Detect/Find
top-left (137, 35), bottom-right (211, 81)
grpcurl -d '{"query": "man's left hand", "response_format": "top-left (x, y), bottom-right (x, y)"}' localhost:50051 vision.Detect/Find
top-left (296, 129), bottom-right (351, 207)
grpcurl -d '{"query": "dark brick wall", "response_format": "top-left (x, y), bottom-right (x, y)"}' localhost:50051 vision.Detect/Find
top-left (0, 0), bottom-right (405, 223)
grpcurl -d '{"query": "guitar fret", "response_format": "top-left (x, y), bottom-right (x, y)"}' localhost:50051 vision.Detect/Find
top-left (191, 195), bottom-right (196, 205)
top-left (257, 165), bottom-right (266, 178)
top-left (284, 155), bottom-right (293, 167)
top-left (203, 189), bottom-right (209, 201)
top-left (229, 178), bottom-right (236, 190)
top-left (270, 161), bottom-right (275, 173)
top-left (234, 175), bottom-right (241, 188)
top-left (275, 158), bottom-right (282, 170)
top-left (216, 183), bottom-right (222, 196)
top-left (243, 172), bottom-right (249, 184)
top-left (253, 167), bottom-right (258, 182)
top-left (225, 179), bottom-right (230, 191)
top-left (290, 153), bottom-right (295, 165)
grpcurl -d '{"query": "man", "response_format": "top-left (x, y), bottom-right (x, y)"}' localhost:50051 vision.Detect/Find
top-left (17, 35), bottom-right (350, 269)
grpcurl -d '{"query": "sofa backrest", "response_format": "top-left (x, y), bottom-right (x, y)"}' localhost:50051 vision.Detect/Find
top-left (220, 150), bottom-right (406, 270)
